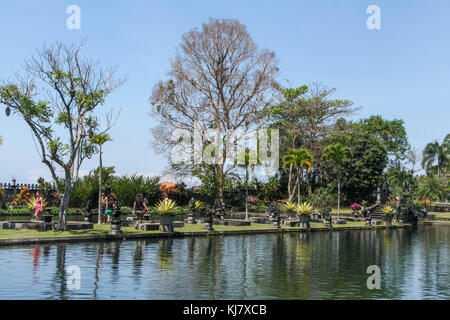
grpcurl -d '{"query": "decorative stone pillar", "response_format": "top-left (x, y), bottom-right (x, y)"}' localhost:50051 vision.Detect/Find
top-left (42, 209), bottom-right (53, 231)
top-left (187, 197), bottom-right (196, 224)
top-left (268, 202), bottom-right (281, 229)
top-left (110, 205), bottom-right (122, 235)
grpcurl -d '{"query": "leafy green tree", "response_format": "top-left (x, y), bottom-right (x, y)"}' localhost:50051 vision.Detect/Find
top-left (270, 84), bottom-right (356, 195)
top-left (91, 133), bottom-right (112, 225)
top-left (422, 134), bottom-right (450, 178)
top-left (322, 143), bottom-right (350, 217)
top-left (333, 129), bottom-right (388, 204)
top-left (282, 148), bottom-right (313, 205)
top-left (0, 42), bottom-right (123, 230)
top-left (359, 115), bottom-right (409, 163)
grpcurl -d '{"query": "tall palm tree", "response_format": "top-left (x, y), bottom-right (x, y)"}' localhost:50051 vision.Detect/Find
top-left (422, 134), bottom-right (450, 178)
top-left (91, 133), bottom-right (112, 225)
top-left (323, 143), bottom-right (350, 218)
top-left (282, 148), bottom-right (313, 205)
top-left (236, 149), bottom-right (258, 221)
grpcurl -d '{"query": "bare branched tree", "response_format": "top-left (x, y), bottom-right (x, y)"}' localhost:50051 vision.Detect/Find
top-left (0, 41), bottom-right (124, 230)
top-left (150, 18), bottom-right (279, 205)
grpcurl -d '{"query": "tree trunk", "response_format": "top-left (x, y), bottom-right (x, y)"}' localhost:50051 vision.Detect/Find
top-left (337, 174), bottom-right (341, 219)
top-left (97, 145), bottom-right (103, 225)
top-left (217, 163), bottom-right (224, 208)
top-left (57, 169), bottom-right (72, 231)
top-left (245, 165), bottom-right (249, 220)
top-left (288, 181), bottom-right (297, 203)
top-left (288, 163), bottom-right (293, 195)
top-left (297, 167), bottom-right (301, 206)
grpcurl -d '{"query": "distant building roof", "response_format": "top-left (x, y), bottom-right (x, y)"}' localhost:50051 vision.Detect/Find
top-left (159, 182), bottom-right (176, 191)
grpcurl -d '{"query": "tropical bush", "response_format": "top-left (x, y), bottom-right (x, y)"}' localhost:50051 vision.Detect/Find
top-left (415, 175), bottom-right (449, 202)
top-left (309, 188), bottom-right (335, 214)
top-left (258, 175), bottom-right (281, 201)
top-left (26, 197), bottom-right (48, 210)
top-left (112, 174), bottom-right (161, 207)
top-left (10, 186), bottom-right (32, 206)
top-left (0, 188), bottom-right (6, 208)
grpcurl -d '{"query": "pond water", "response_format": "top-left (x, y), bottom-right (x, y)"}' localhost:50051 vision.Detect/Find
top-left (0, 226), bottom-right (448, 299)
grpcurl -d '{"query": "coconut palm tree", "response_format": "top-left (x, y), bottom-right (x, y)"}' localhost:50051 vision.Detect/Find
top-left (422, 134), bottom-right (450, 178)
top-left (91, 133), bottom-right (112, 225)
top-left (282, 148), bottom-right (313, 205)
top-left (236, 149), bottom-right (259, 221)
top-left (323, 143), bottom-right (350, 218)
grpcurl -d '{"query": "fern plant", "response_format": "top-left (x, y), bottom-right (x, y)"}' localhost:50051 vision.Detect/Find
top-left (381, 205), bottom-right (395, 215)
top-left (296, 202), bottom-right (314, 215)
top-left (283, 201), bottom-right (297, 212)
top-left (194, 200), bottom-right (205, 210)
top-left (155, 199), bottom-right (179, 215)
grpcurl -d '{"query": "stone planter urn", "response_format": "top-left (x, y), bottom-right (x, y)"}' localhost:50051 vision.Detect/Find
top-left (286, 209), bottom-right (296, 218)
top-left (383, 214), bottom-right (393, 226)
top-left (42, 209), bottom-right (53, 231)
top-left (159, 215), bottom-right (174, 233)
top-left (298, 214), bottom-right (311, 228)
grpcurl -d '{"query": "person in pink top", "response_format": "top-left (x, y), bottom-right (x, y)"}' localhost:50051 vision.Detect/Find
top-left (34, 191), bottom-right (43, 221)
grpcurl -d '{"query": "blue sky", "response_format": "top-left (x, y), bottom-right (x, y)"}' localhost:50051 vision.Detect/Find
top-left (0, 0), bottom-right (449, 184)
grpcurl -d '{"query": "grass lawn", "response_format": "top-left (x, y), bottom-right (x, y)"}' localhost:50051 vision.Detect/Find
top-left (429, 212), bottom-right (450, 220)
top-left (0, 220), bottom-right (397, 241)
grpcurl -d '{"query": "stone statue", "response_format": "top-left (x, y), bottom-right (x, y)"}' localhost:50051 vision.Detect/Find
top-left (267, 201), bottom-right (281, 228)
top-left (376, 186), bottom-right (381, 205)
top-left (187, 197), bottom-right (196, 224)
top-left (213, 198), bottom-right (225, 220)
top-left (203, 204), bottom-right (215, 231)
top-left (84, 199), bottom-right (93, 222)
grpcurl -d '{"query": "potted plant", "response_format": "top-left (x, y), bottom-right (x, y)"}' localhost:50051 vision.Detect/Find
top-left (248, 196), bottom-right (259, 212)
top-left (156, 199), bottom-right (178, 232)
top-left (381, 205), bottom-right (395, 226)
top-left (350, 203), bottom-right (362, 218)
top-left (283, 201), bottom-right (297, 218)
top-left (296, 202), bottom-right (313, 228)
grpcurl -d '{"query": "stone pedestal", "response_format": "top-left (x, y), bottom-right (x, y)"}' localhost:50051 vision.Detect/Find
top-left (109, 219), bottom-right (122, 235)
top-left (187, 214), bottom-right (196, 224)
top-left (42, 212), bottom-right (53, 231)
top-left (323, 219), bottom-right (332, 227)
top-left (159, 215), bottom-right (174, 233)
top-left (203, 222), bottom-right (214, 231)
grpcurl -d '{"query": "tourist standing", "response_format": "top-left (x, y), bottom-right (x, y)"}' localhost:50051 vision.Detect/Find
top-left (106, 194), bottom-right (116, 223)
top-left (100, 192), bottom-right (108, 224)
top-left (132, 194), bottom-right (148, 220)
top-left (33, 191), bottom-right (43, 221)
